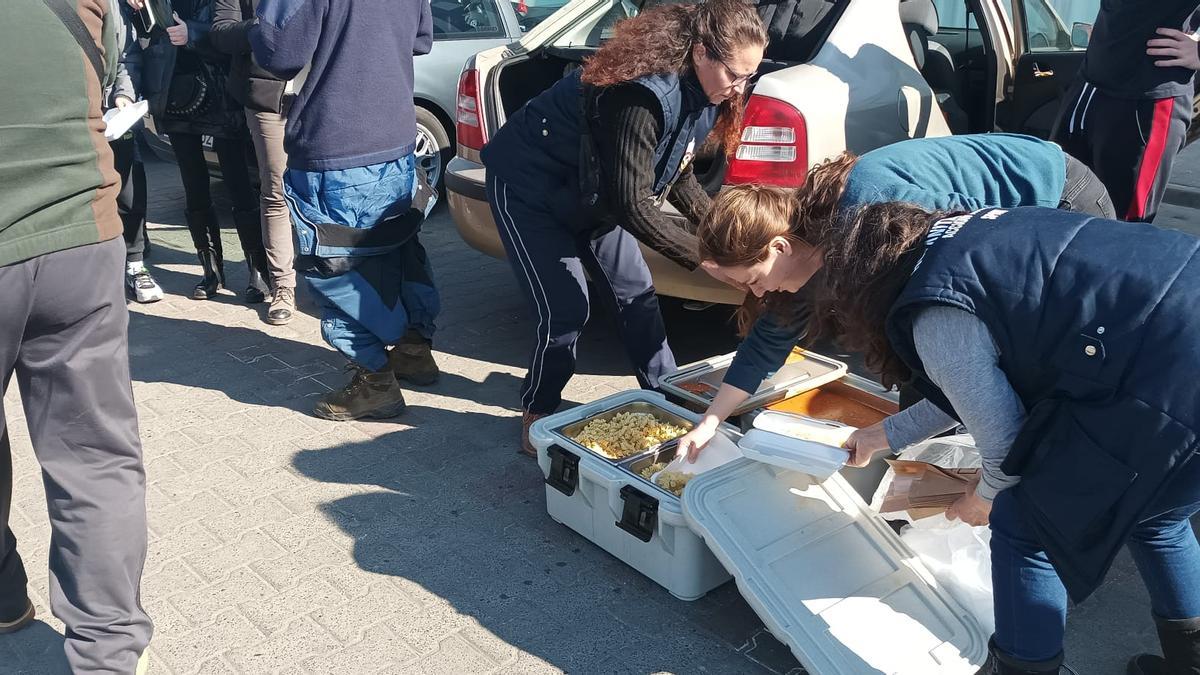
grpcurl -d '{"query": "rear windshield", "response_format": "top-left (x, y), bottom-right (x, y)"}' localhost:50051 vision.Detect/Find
top-left (586, 0), bottom-right (845, 62)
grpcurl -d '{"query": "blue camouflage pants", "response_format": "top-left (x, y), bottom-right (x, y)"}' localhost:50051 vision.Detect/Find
top-left (284, 154), bottom-right (440, 372)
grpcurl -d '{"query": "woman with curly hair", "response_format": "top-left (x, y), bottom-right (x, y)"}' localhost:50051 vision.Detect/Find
top-left (480, 0), bottom-right (767, 456)
top-left (686, 185), bottom-right (1200, 674)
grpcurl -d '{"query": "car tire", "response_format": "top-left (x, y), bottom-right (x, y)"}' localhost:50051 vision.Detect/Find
top-left (415, 106), bottom-right (452, 198)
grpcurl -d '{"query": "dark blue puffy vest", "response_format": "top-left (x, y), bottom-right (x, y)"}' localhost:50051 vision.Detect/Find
top-left (481, 68), bottom-right (718, 229)
top-left (885, 206), bottom-right (1200, 602)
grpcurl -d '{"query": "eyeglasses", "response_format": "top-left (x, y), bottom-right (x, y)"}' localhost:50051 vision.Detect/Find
top-left (708, 49), bottom-right (754, 87)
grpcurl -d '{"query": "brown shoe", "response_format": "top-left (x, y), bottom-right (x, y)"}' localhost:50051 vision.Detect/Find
top-left (267, 286), bottom-right (295, 326)
top-left (313, 365), bottom-right (407, 422)
top-left (0, 598), bottom-right (34, 634)
top-left (521, 411), bottom-right (549, 458)
top-left (387, 331), bottom-right (439, 385)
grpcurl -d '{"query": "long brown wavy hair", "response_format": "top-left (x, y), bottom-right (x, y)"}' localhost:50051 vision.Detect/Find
top-left (581, 0), bottom-right (768, 154)
top-left (697, 177), bottom-right (940, 388)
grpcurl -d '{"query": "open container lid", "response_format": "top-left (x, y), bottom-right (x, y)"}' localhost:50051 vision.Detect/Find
top-left (737, 429), bottom-right (848, 482)
top-left (660, 349), bottom-right (848, 416)
top-left (683, 459), bottom-right (988, 674)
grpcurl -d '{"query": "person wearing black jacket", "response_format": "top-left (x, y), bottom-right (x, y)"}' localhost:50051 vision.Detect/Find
top-left (480, 0), bottom-right (767, 456)
top-left (211, 0), bottom-right (296, 324)
top-left (131, 0), bottom-right (270, 302)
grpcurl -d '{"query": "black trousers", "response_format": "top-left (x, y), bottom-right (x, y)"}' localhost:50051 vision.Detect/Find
top-left (487, 173), bottom-right (676, 415)
top-left (168, 133), bottom-right (263, 252)
top-left (1053, 81), bottom-right (1191, 223)
top-left (111, 136), bottom-right (148, 263)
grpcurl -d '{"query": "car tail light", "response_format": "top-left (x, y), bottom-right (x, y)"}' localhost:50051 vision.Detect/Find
top-left (725, 94), bottom-right (808, 187)
top-left (457, 68), bottom-right (485, 151)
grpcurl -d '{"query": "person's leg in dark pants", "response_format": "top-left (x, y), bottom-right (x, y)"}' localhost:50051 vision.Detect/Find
top-left (1054, 86), bottom-right (1190, 222)
top-left (170, 133), bottom-right (226, 299)
top-left (580, 226), bottom-right (676, 389)
top-left (988, 489), bottom-right (1069, 664)
top-left (487, 174), bottom-right (591, 454)
top-left (0, 238), bottom-right (152, 670)
top-left (112, 135), bottom-right (163, 303)
top-left (214, 136), bottom-right (270, 303)
top-left (488, 174), bottom-right (591, 416)
top-left (1057, 153), bottom-right (1117, 219)
top-left (1125, 452), bottom-right (1200, 674)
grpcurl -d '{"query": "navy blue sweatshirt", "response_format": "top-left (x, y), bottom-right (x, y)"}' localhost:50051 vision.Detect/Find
top-left (250, 0), bottom-right (432, 171)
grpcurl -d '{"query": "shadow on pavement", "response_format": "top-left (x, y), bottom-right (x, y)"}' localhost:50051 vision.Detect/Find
top-left (2, 621), bottom-right (71, 675)
top-left (290, 404), bottom-right (800, 674)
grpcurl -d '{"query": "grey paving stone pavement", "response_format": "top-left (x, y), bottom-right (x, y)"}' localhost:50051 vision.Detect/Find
top-left (3, 153), bottom-right (1199, 674)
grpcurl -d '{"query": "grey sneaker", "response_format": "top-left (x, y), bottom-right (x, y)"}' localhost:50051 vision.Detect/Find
top-left (313, 365), bottom-right (407, 422)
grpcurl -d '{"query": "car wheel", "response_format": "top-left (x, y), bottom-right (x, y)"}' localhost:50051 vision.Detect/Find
top-left (415, 107), bottom-right (451, 195)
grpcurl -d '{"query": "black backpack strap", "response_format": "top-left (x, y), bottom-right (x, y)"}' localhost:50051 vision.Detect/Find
top-left (41, 0), bottom-right (106, 84)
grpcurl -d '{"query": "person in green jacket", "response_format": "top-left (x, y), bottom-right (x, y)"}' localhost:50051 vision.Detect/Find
top-left (0, 0), bottom-right (152, 671)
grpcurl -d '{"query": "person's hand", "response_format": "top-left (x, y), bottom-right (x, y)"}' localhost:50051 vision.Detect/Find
top-left (114, 96), bottom-right (133, 109)
top-left (126, 0), bottom-right (145, 9)
top-left (676, 417), bottom-right (719, 463)
top-left (167, 13), bottom-right (189, 46)
top-left (1148, 28), bottom-right (1200, 71)
top-left (843, 422), bottom-right (890, 467)
top-left (946, 487), bottom-right (992, 527)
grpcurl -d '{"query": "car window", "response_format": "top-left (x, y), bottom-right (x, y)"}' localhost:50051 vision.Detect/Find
top-left (1013, 0), bottom-right (1099, 52)
top-left (431, 0), bottom-right (506, 40)
top-left (931, 0), bottom-right (979, 30)
top-left (513, 0), bottom-right (573, 32)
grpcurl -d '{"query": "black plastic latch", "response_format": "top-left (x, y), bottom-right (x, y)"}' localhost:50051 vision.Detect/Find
top-left (545, 444), bottom-right (580, 496)
top-left (616, 485), bottom-right (659, 542)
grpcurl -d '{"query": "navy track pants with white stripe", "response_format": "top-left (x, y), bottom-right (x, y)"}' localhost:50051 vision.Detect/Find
top-left (486, 173), bottom-right (676, 415)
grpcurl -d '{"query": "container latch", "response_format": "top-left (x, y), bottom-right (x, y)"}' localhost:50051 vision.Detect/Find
top-left (616, 485), bottom-right (659, 542)
top-left (545, 444), bottom-right (580, 496)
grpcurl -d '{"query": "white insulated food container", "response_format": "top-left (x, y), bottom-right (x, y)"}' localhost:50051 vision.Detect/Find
top-left (532, 389), bottom-right (989, 672)
top-left (530, 390), bottom-right (734, 601)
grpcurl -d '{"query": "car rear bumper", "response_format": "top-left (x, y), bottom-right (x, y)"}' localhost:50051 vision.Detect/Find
top-left (445, 156), bottom-right (746, 305)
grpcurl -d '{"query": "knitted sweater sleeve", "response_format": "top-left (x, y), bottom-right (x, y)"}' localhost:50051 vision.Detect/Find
top-left (594, 84), bottom-right (701, 270)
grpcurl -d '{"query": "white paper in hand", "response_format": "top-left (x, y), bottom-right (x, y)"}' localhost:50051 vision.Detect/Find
top-left (103, 100), bottom-right (149, 142)
top-left (654, 432), bottom-right (741, 483)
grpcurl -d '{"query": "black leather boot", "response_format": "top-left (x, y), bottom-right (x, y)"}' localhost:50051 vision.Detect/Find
top-left (976, 639), bottom-right (1071, 674)
top-left (193, 248), bottom-right (225, 300)
top-left (186, 207), bottom-right (225, 300)
top-left (243, 246), bottom-right (271, 304)
top-left (232, 208), bottom-right (270, 303)
top-left (1128, 616), bottom-right (1200, 675)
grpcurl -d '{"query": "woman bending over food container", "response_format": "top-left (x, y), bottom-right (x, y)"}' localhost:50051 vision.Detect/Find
top-left (695, 132), bottom-right (1118, 413)
top-left (683, 184), bottom-right (1200, 675)
top-left (479, 0), bottom-right (766, 457)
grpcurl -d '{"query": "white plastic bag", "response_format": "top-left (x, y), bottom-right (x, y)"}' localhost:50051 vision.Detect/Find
top-left (871, 435), bottom-right (994, 635)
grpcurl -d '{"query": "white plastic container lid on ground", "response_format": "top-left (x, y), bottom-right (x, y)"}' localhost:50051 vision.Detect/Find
top-left (683, 458), bottom-right (989, 673)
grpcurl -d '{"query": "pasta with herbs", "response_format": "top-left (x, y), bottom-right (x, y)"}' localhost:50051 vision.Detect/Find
top-left (572, 412), bottom-right (689, 459)
top-left (639, 462), bottom-right (693, 496)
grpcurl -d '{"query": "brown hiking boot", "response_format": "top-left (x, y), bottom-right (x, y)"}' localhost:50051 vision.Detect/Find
top-left (387, 331), bottom-right (439, 385)
top-left (521, 411), bottom-right (549, 458)
top-left (313, 365), bottom-right (407, 421)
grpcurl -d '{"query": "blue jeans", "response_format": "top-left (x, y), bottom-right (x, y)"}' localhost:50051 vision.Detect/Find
top-left (284, 154), bottom-right (440, 371)
top-left (990, 452), bottom-right (1200, 661)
